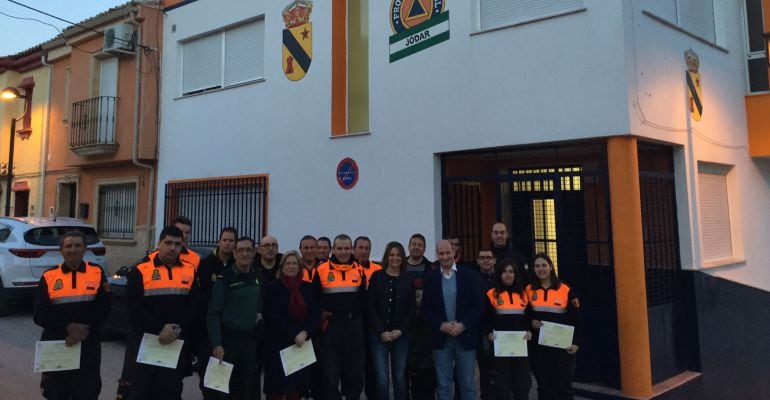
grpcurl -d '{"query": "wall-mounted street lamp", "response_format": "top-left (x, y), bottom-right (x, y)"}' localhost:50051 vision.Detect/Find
top-left (0, 86), bottom-right (31, 217)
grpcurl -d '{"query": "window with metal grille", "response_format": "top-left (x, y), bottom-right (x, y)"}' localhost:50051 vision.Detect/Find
top-left (97, 182), bottom-right (137, 239)
top-left (478, 0), bottom-right (584, 31)
top-left (644, 0), bottom-right (716, 42)
top-left (164, 175), bottom-right (268, 248)
top-left (181, 18), bottom-right (265, 95)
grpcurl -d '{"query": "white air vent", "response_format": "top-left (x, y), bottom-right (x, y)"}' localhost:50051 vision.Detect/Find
top-left (103, 23), bottom-right (135, 54)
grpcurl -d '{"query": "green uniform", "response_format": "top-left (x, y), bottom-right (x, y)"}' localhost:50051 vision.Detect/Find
top-left (206, 265), bottom-right (262, 400)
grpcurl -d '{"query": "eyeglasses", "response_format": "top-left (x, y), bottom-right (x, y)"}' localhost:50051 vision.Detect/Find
top-left (477, 256), bottom-right (495, 260)
top-left (261, 243), bottom-right (278, 248)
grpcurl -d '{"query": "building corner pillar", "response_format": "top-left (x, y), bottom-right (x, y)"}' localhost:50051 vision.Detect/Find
top-left (607, 136), bottom-right (653, 398)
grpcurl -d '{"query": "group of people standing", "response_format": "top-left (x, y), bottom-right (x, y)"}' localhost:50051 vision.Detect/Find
top-left (33, 217), bottom-right (582, 400)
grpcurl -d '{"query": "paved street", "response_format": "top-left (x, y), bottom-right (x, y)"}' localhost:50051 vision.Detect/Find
top-left (0, 302), bottom-right (199, 400)
top-left (0, 302), bottom-right (591, 400)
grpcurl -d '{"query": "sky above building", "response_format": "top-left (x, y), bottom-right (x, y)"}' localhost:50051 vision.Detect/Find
top-left (0, 0), bottom-right (128, 55)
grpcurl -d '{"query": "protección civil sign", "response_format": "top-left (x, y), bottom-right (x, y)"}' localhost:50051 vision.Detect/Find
top-left (336, 158), bottom-right (359, 190)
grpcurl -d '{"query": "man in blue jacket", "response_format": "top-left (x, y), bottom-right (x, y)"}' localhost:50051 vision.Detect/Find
top-left (422, 239), bottom-right (484, 400)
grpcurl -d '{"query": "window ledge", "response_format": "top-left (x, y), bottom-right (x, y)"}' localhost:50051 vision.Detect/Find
top-left (471, 7), bottom-right (586, 36)
top-left (702, 257), bottom-right (746, 270)
top-left (102, 239), bottom-right (137, 246)
top-left (175, 78), bottom-right (265, 100)
top-left (641, 10), bottom-right (728, 53)
top-left (329, 131), bottom-right (371, 139)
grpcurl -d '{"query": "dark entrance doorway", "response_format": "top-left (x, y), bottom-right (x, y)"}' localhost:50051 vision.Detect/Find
top-left (442, 141), bottom-right (620, 387)
top-left (13, 190), bottom-right (29, 217)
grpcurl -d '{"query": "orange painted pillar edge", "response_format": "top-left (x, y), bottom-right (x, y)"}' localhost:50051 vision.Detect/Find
top-left (607, 137), bottom-right (653, 398)
top-left (331, 0), bottom-right (347, 136)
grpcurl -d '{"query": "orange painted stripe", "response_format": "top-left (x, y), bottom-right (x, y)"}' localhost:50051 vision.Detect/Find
top-left (331, 0), bottom-right (347, 136)
top-left (607, 137), bottom-right (653, 398)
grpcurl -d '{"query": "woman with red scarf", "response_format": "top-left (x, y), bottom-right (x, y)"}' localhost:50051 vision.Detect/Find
top-left (263, 250), bottom-right (320, 400)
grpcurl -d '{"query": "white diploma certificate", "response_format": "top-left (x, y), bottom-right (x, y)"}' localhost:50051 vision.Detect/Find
top-left (203, 356), bottom-right (234, 394)
top-left (136, 333), bottom-right (184, 369)
top-left (280, 340), bottom-right (317, 376)
top-left (493, 331), bottom-right (528, 357)
top-left (34, 341), bottom-right (81, 373)
top-left (538, 321), bottom-right (575, 349)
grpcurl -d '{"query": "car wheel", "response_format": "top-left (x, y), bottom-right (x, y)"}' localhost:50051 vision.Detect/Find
top-left (0, 278), bottom-right (13, 316)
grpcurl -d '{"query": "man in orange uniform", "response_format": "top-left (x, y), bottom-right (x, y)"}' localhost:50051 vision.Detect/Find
top-left (313, 234), bottom-right (367, 400)
top-left (34, 230), bottom-right (110, 400)
top-left (121, 226), bottom-right (200, 400)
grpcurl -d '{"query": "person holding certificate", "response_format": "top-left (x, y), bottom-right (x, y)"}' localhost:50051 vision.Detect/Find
top-left (366, 241), bottom-right (416, 400)
top-left (262, 250), bottom-right (320, 400)
top-left (207, 236), bottom-right (264, 400)
top-left (33, 230), bottom-right (110, 400)
top-left (526, 253), bottom-right (582, 400)
top-left (121, 226), bottom-right (200, 400)
top-left (484, 259), bottom-right (531, 400)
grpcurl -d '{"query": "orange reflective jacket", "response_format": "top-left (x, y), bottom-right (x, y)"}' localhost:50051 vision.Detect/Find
top-left (44, 262), bottom-right (104, 305)
top-left (486, 288), bottom-right (528, 315)
top-left (525, 283), bottom-right (570, 314)
top-left (135, 254), bottom-right (196, 297)
top-left (316, 260), bottom-right (363, 294)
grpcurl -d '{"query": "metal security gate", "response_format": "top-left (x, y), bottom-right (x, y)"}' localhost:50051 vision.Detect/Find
top-left (442, 141), bottom-right (620, 387)
top-left (164, 175), bottom-right (268, 247)
top-left (638, 143), bottom-right (699, 383)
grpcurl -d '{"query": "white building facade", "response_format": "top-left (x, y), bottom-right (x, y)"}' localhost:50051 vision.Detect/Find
top-left (158, 0), bottom-right (770, 398)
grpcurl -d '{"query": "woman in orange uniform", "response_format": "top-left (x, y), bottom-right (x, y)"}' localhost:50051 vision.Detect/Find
top-left (526, 253), bottom-right (581, 400)
top-left (484, 259), bottom-right (532, 400)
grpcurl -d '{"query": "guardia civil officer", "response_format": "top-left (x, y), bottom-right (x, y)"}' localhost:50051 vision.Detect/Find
top-left (34, 230), bottom-right (110, 400)
top-left (207, 236), bottom-right (263, 399)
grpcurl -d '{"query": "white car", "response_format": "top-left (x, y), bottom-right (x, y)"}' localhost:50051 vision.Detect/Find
top-left (0, 217), bottom-right (107, 315)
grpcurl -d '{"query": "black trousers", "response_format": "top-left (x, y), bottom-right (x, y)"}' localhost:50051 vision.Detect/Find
top-left (41, 340), bottom-right (101, 400)
top-left (529, 345), bottom-right (575, 400)
top-left (123, 333), bottom-right (186, 400)
top-left (491, 357), bottom-right (531, 400)
top-left (205, 327), bottom-right (259, 400)
top-left (477, 336), bottom-right (495, 400)
top-left (319, 315), bottom-right (365, 400)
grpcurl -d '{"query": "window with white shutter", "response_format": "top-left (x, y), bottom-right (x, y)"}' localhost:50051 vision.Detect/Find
top-left (698, 163), bottom-right (733, 263)
top-left (479, 0), bottom-right (584, 31)
top-left (181, 18), bottom-right (265, 96)
top-left (643, 0), bottom-right (716, 43)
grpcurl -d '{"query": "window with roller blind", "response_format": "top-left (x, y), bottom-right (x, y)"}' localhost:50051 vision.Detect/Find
top-left (697, 163), bottom-right (733, 263)
top-left (181, 18), bottom-right (265, 96)
top-left (477, 0), bottom-right (584, 31)
top-left (643, 0), bottom-right (716, 43)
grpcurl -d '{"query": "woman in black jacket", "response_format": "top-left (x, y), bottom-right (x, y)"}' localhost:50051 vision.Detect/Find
top-left (262, 250), bottom-right (320, 400)
top-left (366, 241), bottom-right (416, 400)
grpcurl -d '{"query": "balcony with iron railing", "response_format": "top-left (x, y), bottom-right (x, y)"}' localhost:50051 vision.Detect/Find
top-left (70, 96), bottom-right (119, 156)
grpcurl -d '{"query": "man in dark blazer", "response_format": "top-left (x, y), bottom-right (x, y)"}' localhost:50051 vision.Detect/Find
top-left (422, 239), bottom-right (484, 400)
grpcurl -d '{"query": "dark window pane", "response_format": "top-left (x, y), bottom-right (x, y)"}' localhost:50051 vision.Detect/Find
top-left (746, 0), bottom-right (767, 53)
top-left (749, 57), bottom-right (770, 92)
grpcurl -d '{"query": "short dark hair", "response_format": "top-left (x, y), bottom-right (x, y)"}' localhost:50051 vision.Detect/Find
top-left (353, 236), bottom-right (371, 248)
top-left (60, 230), bottom-right (86, 249)
top-left (317, 236), bottom-right (331, 246)
top-left (159, 225), bottom-right (184, 242)
top-left (171, 216), bottom-right (192, 227)
top-left (333, 234), bottom-right (352, 246)
top-left (299, 235), bottom-right (316, 246)
top-left (477, 247), bottom-right (493, 255)
top-left (219, 227), bottom-right (238, 240)
top-left (236, 236), bottom-right (256, 247)
top-left (409, 233), bottom-right (426, 245)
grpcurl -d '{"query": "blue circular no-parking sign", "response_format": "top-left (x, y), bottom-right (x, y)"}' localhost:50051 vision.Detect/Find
top-left (336, 158), bottom-right (359, 190)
